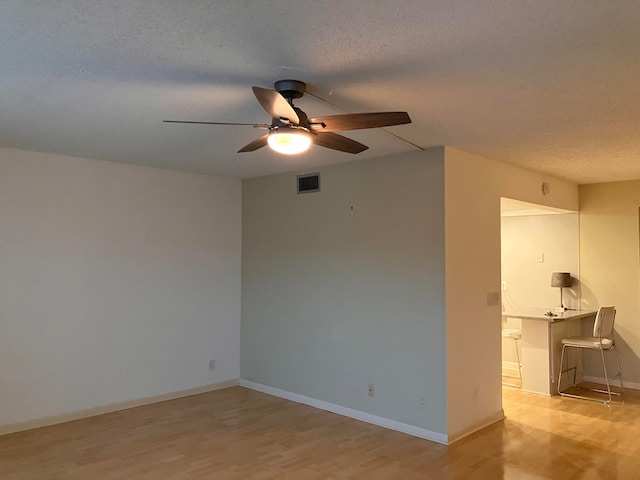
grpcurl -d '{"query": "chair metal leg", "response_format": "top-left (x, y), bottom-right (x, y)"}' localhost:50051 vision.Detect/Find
top-left (558, 345), bottom-right (623, 404)
top-left (614, 348), bottom-right (624, 390)
top-left (502, 335), bottom-right (522, 388)
top-left (600, 348), bottom-right (612, 403)
top-left (573, 346), bottom-right (580, 385)
top-left (514, 337), bottom-right (522, 382)
top-left (590, 347), bottom-right (624, 398)
top-left (558, 344), bottom-right (579, 395)
top-left (611, 346), bottom-right (624, 391)
top-left (557, 344), bottom-right (567, 394)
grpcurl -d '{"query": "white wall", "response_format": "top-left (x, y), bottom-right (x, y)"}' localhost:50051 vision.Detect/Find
top-left (579, 181), bottom-right (640, 388)
top-left (444, 147), bottom-right (579, 440)
top-left (241, 149), bottom-right (448, 436)
top-left (0, 148), bottom-right (241, 427)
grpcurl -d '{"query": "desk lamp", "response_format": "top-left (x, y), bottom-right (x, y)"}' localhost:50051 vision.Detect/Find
top-left (551, 272), bottom-right (572, 310)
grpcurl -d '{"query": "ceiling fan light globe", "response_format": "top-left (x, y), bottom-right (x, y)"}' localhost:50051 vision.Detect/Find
top-left (267, 130), bottom-right (311, 155)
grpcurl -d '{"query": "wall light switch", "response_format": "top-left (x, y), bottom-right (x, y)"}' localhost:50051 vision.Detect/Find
top-left (537, 252), bottom-right (544, 263)
top-left (501, 281), bottom-right (507, 291)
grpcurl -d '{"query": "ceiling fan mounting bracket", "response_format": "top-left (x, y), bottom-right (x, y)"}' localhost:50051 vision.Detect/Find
top-left (274, 79), bottom-right (306, 101)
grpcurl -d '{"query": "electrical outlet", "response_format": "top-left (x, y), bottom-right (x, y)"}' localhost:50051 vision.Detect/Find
top-left (419, 396), bottom-right (427, 409)
top-left (208, 359), bottom-right (216, 371)
top-left (368, 383), bottom-right (375, 397)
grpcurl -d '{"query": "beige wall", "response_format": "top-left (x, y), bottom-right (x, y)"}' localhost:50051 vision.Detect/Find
top-left (501, 214), bottom-right (580, 312)
top-left (579, 181), bottom-right (640, 387)
top-left (0, 148), bottom-right (242, 427)
top-left (444, 147), bottom-right (579, 440)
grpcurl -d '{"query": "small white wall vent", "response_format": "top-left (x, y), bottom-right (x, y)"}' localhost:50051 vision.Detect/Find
top-left (297, 173), bottom-right (320, 194)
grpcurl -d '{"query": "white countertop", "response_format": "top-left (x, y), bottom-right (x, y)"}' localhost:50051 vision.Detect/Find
top-left (502, 307), bottom-right (597, 322)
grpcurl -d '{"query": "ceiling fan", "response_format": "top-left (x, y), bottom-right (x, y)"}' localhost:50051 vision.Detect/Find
top-left (163, 79), bottom-right (411, 155)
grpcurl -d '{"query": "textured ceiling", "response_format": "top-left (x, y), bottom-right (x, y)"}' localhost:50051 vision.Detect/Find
top-left (1, 1), bottom-right (640, 183)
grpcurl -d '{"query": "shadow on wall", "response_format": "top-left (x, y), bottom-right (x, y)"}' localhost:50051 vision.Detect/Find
top-left (578, 281), bottom-right (599, 312)
top-left (560, 281), bottom-right (580, 310)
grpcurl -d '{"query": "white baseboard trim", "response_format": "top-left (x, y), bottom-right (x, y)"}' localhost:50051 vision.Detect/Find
top-left (583, 375), bottom-right (639, 390)
top-left (447, 410), bottom-right (505, 444)
top-left (501, 361), bottom-right (520, 371)
top-left (239, 379), bottom-right (449, 445)
top-left (0, 379), bottom-right (239, 437)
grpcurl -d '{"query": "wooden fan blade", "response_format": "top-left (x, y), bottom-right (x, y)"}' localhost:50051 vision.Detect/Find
top-left (238, 134), bottom-right (269, 153)
top-left (252, 87), bottom-right (300, 124)
top-left (308, 112), bottom-right (411, 132)
top-left (313, 132), bottom-right (369, 154)
top-left (163, 120), bottom-right (270, 128)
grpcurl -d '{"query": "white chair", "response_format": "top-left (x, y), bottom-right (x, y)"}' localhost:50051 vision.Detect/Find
top-left (502, 328), bottom-right (522, 387)
top-left (557, 306), bottom-right (623, 403)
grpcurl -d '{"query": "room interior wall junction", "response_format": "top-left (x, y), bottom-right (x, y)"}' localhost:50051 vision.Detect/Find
top-left (444, 147), bottom-right (579, 440)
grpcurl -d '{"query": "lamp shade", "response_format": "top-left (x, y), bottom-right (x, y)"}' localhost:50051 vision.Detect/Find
top-left (551, 272), bottom-right (572, 288)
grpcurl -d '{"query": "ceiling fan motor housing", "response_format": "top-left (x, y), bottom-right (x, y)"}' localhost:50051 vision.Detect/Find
top-left (274, 79), bottom-right (306, 101)
top-left (272, 107), bottom-right (310, 130)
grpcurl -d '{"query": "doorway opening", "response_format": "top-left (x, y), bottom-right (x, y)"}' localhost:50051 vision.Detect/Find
top-left (500, 197), bottom-right (579, 397)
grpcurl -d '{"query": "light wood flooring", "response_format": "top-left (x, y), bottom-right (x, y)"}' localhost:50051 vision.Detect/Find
top-left (1, 384), bottom-right (639, 479)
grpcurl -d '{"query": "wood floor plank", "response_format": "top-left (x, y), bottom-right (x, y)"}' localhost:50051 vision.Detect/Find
top-left (0, 385), bottom-right (639, 478)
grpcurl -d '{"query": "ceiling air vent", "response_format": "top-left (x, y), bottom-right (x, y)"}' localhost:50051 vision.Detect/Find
top-left (297, 173), bottom-right (320, 194)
